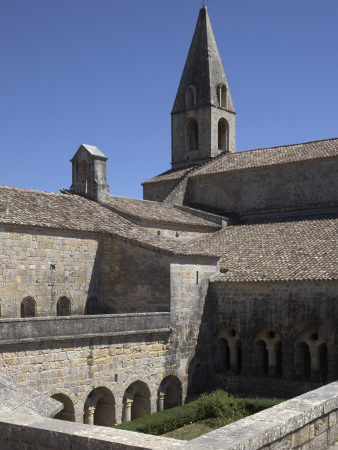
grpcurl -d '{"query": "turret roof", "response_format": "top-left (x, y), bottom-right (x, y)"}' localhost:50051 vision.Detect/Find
top-left (172, 6), bottom-right (234, 113)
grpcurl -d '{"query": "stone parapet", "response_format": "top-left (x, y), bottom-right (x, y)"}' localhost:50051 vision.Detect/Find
top-left (0, 313), bottom-right (171, 345)
top-left (0, 382), bottom-right (337, 449)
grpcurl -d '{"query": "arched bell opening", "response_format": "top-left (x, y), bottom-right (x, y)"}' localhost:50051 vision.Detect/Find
top-left (185, 118), bottom-right (199, 151)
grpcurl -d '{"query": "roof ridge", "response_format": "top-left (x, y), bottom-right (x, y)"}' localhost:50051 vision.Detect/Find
top-left (0, 185), bottom-right (62, 197)
top-left (237, 136), bottom-right (338, 154)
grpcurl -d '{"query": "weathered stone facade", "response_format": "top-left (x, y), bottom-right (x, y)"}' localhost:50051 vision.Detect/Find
top-left (0, 6), bottom-right (337, 449)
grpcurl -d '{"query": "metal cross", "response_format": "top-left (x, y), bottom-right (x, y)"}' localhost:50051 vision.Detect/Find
top-left (202, 0), bottom-right (210, 6)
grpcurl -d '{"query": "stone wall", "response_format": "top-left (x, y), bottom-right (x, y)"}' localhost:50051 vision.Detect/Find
top-left (187, 157), bottom-right (338, 214)
top-left (0, 320), bottom-right (172, 423)
top-left (143, 179), bottom-right (181, 202)
top-left (102, 238), bottom-right (171, 313)
top-left (0, 381), bottom-right (337, 449)
top-left (0, 226), bottom-right (173, 317)
top-left (0, 226), bottom-right (101, 317)
top-left (170, 257), bottom-right (219, 396)
top-left (0, 254), bottom-right (218, 425)
top-left (202, 280), bottom-right (338, 398)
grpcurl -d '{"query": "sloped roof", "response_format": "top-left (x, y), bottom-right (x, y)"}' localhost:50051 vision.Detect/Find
top-left (0, 186), bottom-right (216, 258)
top-left (142, 166), bottom-right (193, 185)
top-left (190, 213), bottom-right (338, 282)
top-left (172, 6), bottom-right (234, 113)
top-left (81, 144), bottom-right (107, 158)
top-left (0, 373), bottom-right (61, 417)
top-left (104, 196), bottom-right (219, 228)
top-left (70, 144), bottom-right (108, 161)
top-left (191, 138), bottom-right (338, 178)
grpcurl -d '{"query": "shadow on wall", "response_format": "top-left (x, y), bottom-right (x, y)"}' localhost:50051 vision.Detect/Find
top-left (185, 286), bottom-right (332, 400)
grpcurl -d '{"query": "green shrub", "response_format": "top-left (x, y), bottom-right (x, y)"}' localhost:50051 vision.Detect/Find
top-left (238, 397), bottom-right (284, 415)
top-left (115, 401), bottom-right (203, 435)
top-left (114, 392), bottom-right (284, 436)
top-left (195, 390), bottom-right (246, 424)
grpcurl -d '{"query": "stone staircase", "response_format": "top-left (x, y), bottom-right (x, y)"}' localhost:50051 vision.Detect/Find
top-left (163, 151), bottom-right (230, 206)
top-left (163, 168), bottom-right (195, 206)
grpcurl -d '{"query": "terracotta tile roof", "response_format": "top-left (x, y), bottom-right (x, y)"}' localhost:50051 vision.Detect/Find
top-left (104, 195), bottom-right (219, 228)
top-left (0, 186), bottom-right (216, 258)
top-left (190, 213), bottom-right (338, 282)
top-left (191, 138), bottom-right (338, 178)
top-left (142, 166), bottom-right (194, 185)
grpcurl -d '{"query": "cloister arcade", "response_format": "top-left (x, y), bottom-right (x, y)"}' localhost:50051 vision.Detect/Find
top-left (214, 327), bottom-right (242, 374)
top-left (210, 327), bottom-right (329, 383)
top-left (52, 376), bottom-right (183, 426)
top-left (295, 331), bottom-right (328, 383)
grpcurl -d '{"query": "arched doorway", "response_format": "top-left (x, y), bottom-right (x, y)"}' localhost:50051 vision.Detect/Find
top-left (122, 381), bottom-right (151, 422)
top-left (158, 375), bottom-right (182, 411)
top-left (254, 340), bottom-right (268, 376)
top-left (52, 394), bottom-right (75, 422)
top-left (57, 297), bottom-right (71, 316)
top-left (215, 337), bottom-right (230, 372)
top-left (21, 297), bottom-right (36, 318)
top-left (295, 341), bottom-right (311, 379)
top-left (84, 387), bottom-right (116, 426)
top-left (187, 355), bottom-right (208, 397)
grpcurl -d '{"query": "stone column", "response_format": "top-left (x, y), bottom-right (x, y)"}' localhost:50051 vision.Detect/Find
top-left (158, 393), bottom-right (165, 412)
top-left (123, 399), bottom-right (133, 422)
top-left (87, 406), bottom-right (95, 425)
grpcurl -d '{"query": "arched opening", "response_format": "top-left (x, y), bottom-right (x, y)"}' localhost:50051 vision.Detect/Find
top-left (84, 387), bottom-right (116, 426)
top-left (295, 342), bottom-right (311, 379)
top-left (57, 297), bottom-right (71, 316)
top-left (318, 343), bottom-right (328, 383)
top-left (218, 118), bottom-right (229, 151)
top-left (52, 394), bottom-right (75, 422)
top-left (159, 376), bottom-right (182, 411)
top-left (236, 340), bottom-right (242, 374)
top-left (85, 296), bottom-right (101, 315)
top-left (186, 85), bottom-right (196, 109)
top-left (21, 297), bottom-right (36, 318)
top-left (187, 355), bottom-right (208, 396)
top-left (219, 84), bottom-right (227, 108)
top-left (254, 340), bottom-right (268, 377)
top-left (80, 160), bottom-right (88, 194)
top-left (215, 338), bottom-right (230, 372)
top-left (123, 381), bottom-right (151, 422)
top-left (276, 341), bottom-right (283, 377)
top-left (186, 118), bottom-right (198, 151)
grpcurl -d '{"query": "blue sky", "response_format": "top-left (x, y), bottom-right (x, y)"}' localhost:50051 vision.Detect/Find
top-left (1, 0), bottom-right (337, 199)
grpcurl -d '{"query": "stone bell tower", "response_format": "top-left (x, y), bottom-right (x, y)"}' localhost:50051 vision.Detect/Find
top-left (70, 144), bottom-right (110, 202)
top-left (171, 6), bottom-right (236, 169)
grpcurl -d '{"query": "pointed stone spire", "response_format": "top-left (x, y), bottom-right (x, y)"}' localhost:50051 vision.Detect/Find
top-left (171, 7), bottom-right (236, 169)
top-left (172, 6), bottom-right (235, 113)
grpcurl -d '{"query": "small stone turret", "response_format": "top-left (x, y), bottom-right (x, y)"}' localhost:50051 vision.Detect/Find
top-left (70, 144), bottom-right (109, 202)
top-left (171, 6), bottom-right (236, 169)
